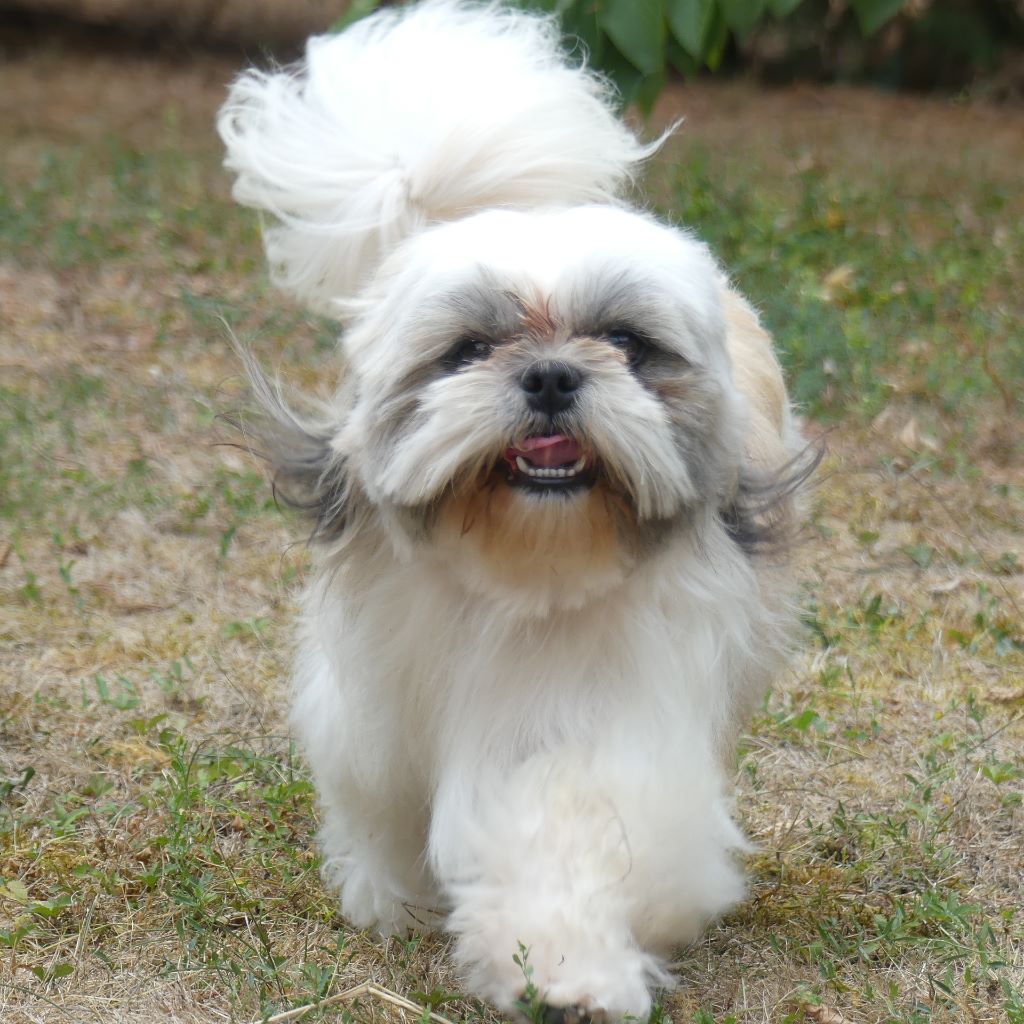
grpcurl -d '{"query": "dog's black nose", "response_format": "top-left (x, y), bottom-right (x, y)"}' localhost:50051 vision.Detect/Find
top-left (521, 361), bottom-right (583, 415)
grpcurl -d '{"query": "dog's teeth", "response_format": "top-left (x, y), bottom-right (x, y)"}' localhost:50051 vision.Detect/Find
top-left (513, 453), bottom-right (589, 482)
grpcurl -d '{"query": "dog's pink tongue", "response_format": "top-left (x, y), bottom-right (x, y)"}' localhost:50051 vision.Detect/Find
top-left (509, 434), bottom-right (582, 468)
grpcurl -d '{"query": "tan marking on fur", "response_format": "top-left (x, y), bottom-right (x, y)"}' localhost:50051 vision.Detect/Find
top-left (721, 285), bottom-right (791, 472)
top-left (571, 333), bottom-right (624, 365)
top-left (514, 292), bottom-right (559, 340)
top-left (650, 375), bottom-right (694, 406)
top-left (720, 283), bottom-right (807, 568)
top-left (490, 330), bottom-right (627, 375)
top-left (439, 476), bottom-right (629, 592)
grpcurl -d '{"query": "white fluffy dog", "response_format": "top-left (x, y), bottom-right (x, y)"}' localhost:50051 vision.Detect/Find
top-left (218, 3), bottom-right (812, 1020)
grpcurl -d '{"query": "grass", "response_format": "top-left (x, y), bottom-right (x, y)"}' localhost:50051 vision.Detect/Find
top-left (671, 150), bottom-right (1023, 426)
top-left (1, 33), bottom-right (1022, 1024)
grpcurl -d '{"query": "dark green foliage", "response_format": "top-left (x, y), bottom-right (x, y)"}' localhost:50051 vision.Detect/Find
top-left (851, 0), bottom-right (906, 36)
top-left (519, 0), bottom-right (842, 106)
top-left (743, 0), bottom-right (1024, 92)
top-left (334, 2), bottom-right (1024, 105)
top-left (334, 1), bottom-right (915, 107)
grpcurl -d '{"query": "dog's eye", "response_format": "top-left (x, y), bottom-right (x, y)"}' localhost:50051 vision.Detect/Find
top-left (443, 336), bottom-right (494, 372)
top-left (606, 329), bottom-right (649, 369)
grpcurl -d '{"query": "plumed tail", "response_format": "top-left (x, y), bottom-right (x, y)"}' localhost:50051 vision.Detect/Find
top-left (217, 0), bottom-right (660, 315)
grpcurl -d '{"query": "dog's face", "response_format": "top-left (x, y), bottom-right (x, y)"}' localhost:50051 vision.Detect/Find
top-left (331, 206), bottom-right (747, 607)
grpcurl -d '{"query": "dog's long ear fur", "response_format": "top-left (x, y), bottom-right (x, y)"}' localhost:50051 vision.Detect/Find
top-left (224, 345), bottom-right (366, 544)
top-left (722, 442), bottom-right (823, 554)
top-left (217, 0), bottom-right (661, 316)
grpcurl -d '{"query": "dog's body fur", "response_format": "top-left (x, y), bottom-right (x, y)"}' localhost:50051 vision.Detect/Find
top-left (218, 3), bottom-right (810, 1019)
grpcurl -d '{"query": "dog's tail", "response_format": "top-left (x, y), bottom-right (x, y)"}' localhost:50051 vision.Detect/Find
top-left (217, 0), bottom-right (657, 316)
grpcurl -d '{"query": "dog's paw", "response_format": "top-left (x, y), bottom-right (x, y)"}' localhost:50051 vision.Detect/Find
top-left (457, 925), bottom-right (657, 1023)
top-left (537, 1001), bottom-right (610, 1024)
top-left (520, 952), bottom-right (653, 1024)
top-left (327, 858), bottom-right (439, 936)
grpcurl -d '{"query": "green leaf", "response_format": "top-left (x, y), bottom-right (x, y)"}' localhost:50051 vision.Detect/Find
top-left (702, 6), bottom-right (730, 69)
top-left (508, 0), bottom-right (559, 10)
top-left (769, 0), bottom-right (806, 15)
top-left (790, 708), bottom-right (820, 731)
top-left (30, 895), bottom-right (71, 918)
top-left (561, 2), bottom-right (607, 65)
top-left (667, 0), bottom-right (715, 59)
top-left (600, 0), bottom-right (667, 76)
top-left (600, 47), bottom-right (648, 108)
top-left (595, 34), bottom-right (665, 114)
top-left (0, 923), bottom-right (36, 948)
top-left (633, 70), bottom-right (669, 115)
top-left (330, 0), bottom-right (380, 34)
top-left (904, 543), bottom-right (935, 569)
top-left (590, 35), bottom-right (644, 106)
top-left (719, 0), bottom-right (768, 38)
top-left (666, 36), bottom-right (700, 78)
top-left (2, 879), bottom-right (29, 903)
top-left (851, 0), bottom-right (907, 36)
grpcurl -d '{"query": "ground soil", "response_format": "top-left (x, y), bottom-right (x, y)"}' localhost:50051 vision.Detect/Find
top-left (1, 29), bottom-right (1022, 1024)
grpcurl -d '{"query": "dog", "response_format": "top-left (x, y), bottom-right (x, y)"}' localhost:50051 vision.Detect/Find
top-left (218, 2), bottom-right (813, 1019)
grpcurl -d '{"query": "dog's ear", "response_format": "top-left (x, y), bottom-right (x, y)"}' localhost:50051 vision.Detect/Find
top-left (223, 344), bottom-right (367, 544)
top-left (721, 442), bottom-right (823, 554)
top-left (715, 284), bottom-right (822, 553)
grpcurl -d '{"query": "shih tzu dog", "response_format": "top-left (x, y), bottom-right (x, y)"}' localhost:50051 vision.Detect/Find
top-left (217, 2), bottom-right (813, 1020)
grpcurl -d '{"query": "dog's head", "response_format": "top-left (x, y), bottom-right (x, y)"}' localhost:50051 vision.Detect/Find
top-left (220, 2), bottom-right (808, 613)
top-left (253, 205), bottom-right (751, 610)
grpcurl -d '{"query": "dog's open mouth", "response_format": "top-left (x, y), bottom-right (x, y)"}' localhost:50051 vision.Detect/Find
top-left (503, 435), bottom-right (596, 493)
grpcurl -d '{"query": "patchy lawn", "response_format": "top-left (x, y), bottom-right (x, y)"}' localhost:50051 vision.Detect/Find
top-left (1, 31), bottom-right (1022, 1024)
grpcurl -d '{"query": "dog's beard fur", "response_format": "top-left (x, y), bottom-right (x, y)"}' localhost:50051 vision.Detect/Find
top-left (219, 3), bottom-right (816, 1019)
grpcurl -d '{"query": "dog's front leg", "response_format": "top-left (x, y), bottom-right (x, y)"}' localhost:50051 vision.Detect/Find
top-left (429, 737), bottom-right (747, 1022)
top-left (293, 646), bottom-right (441, 935)
top-left (314, 784), bottom-right (440, 936)
top-left (427, 751), bottom-right (669, 1021)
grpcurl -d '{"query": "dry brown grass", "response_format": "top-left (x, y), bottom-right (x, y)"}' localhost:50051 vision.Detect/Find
top-left (1, 30), bottom-right (1022, 1024)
